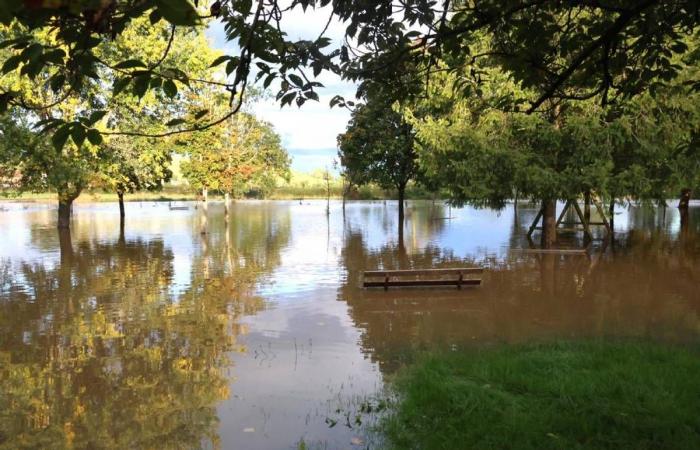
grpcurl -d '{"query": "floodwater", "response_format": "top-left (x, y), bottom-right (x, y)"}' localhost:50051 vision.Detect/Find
top-left (0, 199), bottom-right (699, 449)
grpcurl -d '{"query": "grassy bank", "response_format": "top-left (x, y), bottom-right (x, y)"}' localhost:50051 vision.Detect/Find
top-left (1, 181), bottom-right (433, 202)
top-left (383, 341), bottom-right (700, 450)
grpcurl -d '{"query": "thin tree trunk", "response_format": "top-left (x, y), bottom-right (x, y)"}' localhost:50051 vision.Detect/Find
top-left (118, 191), bottom-right (125, 218)
top-left (541, 199), bottom-right (557, 249)
top-left (397, 236), bottom-right (408, 270)
top-left (119, 219), bottom-right (125, 246)
top-left (200, 205), bottom-right (208, 235)
top-left (609, 200), bottom-right (615, 232)
top-left (326, 174), bottom-right (331, 215)
top-left (224, 192), bottom-right (230, 219)
top-left (679, 188), bottom-right (691, 235)
top-left (584, 190), bottom-right (591, 225)
top-left (398, 185), bottom-right (406, 236)
top-left (200, 187), bottom-right (209, 235)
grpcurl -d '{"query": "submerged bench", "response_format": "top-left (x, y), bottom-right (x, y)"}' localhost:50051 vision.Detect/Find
top-left (363, 268), bottom-right (483, 290)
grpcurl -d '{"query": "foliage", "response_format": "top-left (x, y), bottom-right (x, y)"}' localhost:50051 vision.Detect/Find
top-left (2, 1), bottom-right (699, 146)
top-left (99, 135), bottom-right (173, 196)
top-left (179, 106), bottom-right (290, 198)
top-left (93, 15), bottom-right (219, 197)
top-left (0, 13), bottom-right (217, 216)
top-left (337, 96), bottom-right (417, 194)
top-left (408, 42), bottom-right (700, 207)
top-left (0, 110), bottom-right (104, 203)
top-left (383, 341), bottom-right (700, 450)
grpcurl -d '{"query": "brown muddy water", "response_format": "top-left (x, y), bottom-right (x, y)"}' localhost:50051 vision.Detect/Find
top-left (0, 200), bottom-right (699, 449)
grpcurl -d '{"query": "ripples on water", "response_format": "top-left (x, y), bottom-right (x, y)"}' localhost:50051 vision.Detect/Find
top-left (0, 199), bottom-right (698, 449)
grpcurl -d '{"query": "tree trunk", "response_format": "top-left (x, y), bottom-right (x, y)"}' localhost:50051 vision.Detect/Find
top-left (398, 185), bottom-right (406, 239)
top-left (326, 176), bottom-right (331, 215)
top-left (58, 228), bottom-right (73, 263)
top-left (584, 190), bottom-right (591, 225)
top-left (119, 219), bottom-right (125, 246)
top-left (679, 188), bottom-right (691, 235)
top-left (201, 203), bottom-right (208, 235)
top-left (118, 192), bottom-right (125, 216)
top-left (224, 192), bottom-right (230, 218)
top-left (57, 199), bottom-right (73, 229)
top-left (609, 200), bottom-right (615, 232)
top-left (540, 199), bottom-right (557, 249)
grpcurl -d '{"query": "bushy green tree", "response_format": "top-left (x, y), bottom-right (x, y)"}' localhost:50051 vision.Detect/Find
top-left (337, 96), bottom-right (418, 232)
top-left (0, 15), bottom-right (217, 228)
top-left (179, 109), bottom-right (290, 201)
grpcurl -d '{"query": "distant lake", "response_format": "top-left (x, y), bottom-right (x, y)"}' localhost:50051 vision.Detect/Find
top-left (1, 200), bottom-right (698, 449)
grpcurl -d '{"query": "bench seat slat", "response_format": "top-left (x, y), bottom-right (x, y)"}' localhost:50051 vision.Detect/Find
top-left (364, 268), bottom-right (483, 277)
top-left (363, 279), bottom-right (481, 288)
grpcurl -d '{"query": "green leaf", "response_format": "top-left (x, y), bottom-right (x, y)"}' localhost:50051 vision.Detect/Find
top-left (52, 125), bottom-right (71, 151)
top-left (0, 37), bottom-right (30, 50)
top-left (87, 129), bottom-right (103, 146)
top-left (88, 110), bottom-right (107, 125)
top-left (43, 49), bottom-right (65, 64)
top-left (225, 58), bottom-right (239, 75)
top-left (263, 73), bottom-right (276, 89)
top-left (49, 74), bottom-right (66, 93)
top-left (71, 124), bottom-right (86, 147)
top-left (163, 79), bottom-right (178, 98)
top-left (281, 91), bottom-right (297, 107)
top-left (2, 55), bottom-right (23, 74)
top-left (114, 59), bottom-right (147, 69)
top-left (154, 0), bottom-right (199, 26)
top-left (132, 75), bottom-right (150, 98)
top-left (113, 77), bottom-right (130, 96)
top-left (305, 91), bottom-right (319, 102)
top-left (194, 109), bottom-right (209, 119)
top-left (288, 74), bottom-right (304, 87)
top-left (209, 55), bottom-right (230, 68)
top-left (149, 9), bottom-right (162, 25)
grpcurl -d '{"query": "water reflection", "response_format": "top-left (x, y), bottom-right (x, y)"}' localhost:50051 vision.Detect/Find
top-left (0, 200), bottom-right (698, 449)
top-left (0, 203), bottom-right (289, 449)
top-left (340, 207), bottom-right (700, 373)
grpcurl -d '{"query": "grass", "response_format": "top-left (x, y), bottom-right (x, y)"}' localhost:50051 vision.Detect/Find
top-left (1, 179), bottom-right (434, 203)
top-left (382, 341), bottom-right (700, 450)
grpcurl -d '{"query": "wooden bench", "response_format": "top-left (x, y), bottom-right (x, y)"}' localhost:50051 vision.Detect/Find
top-left (363, 268), bottom-right (483, 290)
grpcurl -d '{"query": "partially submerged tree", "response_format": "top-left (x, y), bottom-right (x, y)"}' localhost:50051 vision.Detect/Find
top-left (338, 96), bottom-right (418, 235)
top-left (100, 135), bottom-right (173, 220)
top-left (0, 14), bottom-right (216, 228)
top-left (0, 106), bottom-right (107, 229)
top-left (179, 111), bottom-right (290, 204)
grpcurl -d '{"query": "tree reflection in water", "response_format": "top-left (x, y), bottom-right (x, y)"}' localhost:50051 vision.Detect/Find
top-left (0, 206), bottom-right (291, 449)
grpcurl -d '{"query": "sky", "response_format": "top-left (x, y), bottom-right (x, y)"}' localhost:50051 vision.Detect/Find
top-left (206, 6), bottom-right (356, 173)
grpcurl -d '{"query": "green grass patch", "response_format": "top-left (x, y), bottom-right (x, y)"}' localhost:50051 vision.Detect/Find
top-left (383, 341), bottom-right (700, 450)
